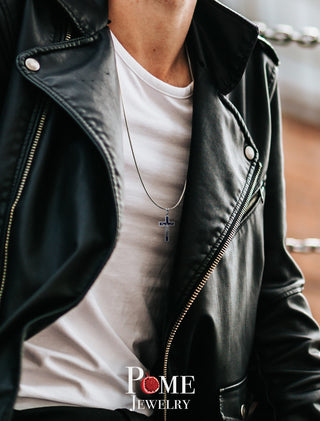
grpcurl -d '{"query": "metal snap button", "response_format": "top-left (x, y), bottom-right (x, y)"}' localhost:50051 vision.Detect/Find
top-left (25, 58), bottom-right (40, 72)
top-left (241, 403), bottom-right (247, 419)
top-left (245, 145), bottom-right (255, 161)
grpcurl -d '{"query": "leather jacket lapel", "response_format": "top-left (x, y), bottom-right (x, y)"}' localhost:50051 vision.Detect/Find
top-left (16, 28), bottom-right (124, 219)
top-left (163, 6), bottom-right (260, 328)
top-left (167, 60), bottom-right (261, 323)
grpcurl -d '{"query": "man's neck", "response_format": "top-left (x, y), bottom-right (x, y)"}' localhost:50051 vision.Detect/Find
top-left (108, 0), bottom-right (197, 87)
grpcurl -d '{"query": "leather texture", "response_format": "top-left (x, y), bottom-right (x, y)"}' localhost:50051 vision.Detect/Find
top-left (0, 1), bottom-right (319, 421)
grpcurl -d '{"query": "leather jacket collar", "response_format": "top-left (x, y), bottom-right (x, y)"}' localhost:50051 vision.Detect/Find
top-left (56, 0), bottom-right (109, 35)
top-left (57, 0), bottom-right (259, 94)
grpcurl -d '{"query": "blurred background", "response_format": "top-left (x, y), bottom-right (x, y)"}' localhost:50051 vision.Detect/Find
top-left (222, 1), bottom-right (320, 322)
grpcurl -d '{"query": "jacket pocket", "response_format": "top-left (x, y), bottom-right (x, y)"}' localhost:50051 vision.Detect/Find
top-left (219, 376), bottom-right (249, 420)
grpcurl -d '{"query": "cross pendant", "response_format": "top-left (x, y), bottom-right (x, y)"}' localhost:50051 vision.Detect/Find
top-left (159, 209), bottom-right (175, 242)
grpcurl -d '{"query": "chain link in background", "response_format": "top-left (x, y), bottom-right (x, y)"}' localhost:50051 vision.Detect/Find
top-left (256, 22), bottom-right (320, 47)
top-left (286, 238), bottom-right (320, 253)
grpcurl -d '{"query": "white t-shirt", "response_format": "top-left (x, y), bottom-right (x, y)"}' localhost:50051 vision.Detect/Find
top-left (15, 32), bottom-right (193, 415)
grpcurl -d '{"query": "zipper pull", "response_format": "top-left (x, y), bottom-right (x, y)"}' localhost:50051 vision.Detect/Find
top-left (259, 184), bottom-right (266, 203)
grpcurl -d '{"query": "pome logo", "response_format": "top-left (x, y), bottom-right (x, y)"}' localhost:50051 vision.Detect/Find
top-left (126, 367), bottom-right (195, 411)
top-left (140, 374), bottom-right (160, 394)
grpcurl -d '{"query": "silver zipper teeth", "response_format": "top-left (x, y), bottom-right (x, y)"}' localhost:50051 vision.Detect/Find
top-left (0, 31), bottom-right (72, 305)
top-left (163, 163), bottom-right (262, 421)
top-left (0, 109), bottom-right (48, 304)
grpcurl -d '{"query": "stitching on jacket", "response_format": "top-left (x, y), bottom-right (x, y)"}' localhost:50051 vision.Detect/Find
top-left (261, 286), bottom-right (304, 306)
top-left (16, 69), bottom-right (122, 215)
top-left (278, 286), bottom-right (304, 301)
top-left (17, 35), bottom-right (96, 59)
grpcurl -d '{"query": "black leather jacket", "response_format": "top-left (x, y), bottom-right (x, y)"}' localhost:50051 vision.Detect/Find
top-left (0, 1), bottom-right (320, 421)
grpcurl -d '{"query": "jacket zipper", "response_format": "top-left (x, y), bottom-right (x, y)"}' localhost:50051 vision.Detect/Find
top-left (0, 30), bottom-right (72, 306)
top-left (162, 162), bottom-right (262, 421)
top-left (245, 187), bottom-right (263, 216)
top-left (238, 180), bottom-right (266, 229)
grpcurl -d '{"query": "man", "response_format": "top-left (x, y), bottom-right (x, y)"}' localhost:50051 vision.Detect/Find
top-left (0, 1), bottom-right (319, 420)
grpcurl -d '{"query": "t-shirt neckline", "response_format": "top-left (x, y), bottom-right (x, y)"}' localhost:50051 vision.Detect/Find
top-left (110, 31), bottom-right (194, 99)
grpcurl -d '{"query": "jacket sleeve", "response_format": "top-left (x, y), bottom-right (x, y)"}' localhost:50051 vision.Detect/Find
top-left (253, 81), bottom-right (320, 420)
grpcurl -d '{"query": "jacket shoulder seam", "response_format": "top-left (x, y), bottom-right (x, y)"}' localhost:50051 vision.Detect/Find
top-left (257, 35), bottom-right (280, 66)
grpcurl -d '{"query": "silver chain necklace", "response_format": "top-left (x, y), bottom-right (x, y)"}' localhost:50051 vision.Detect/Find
top-left (120, 93), bottom-right (187, 243)
top-left (118, 46), bottom-right (193, 243)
